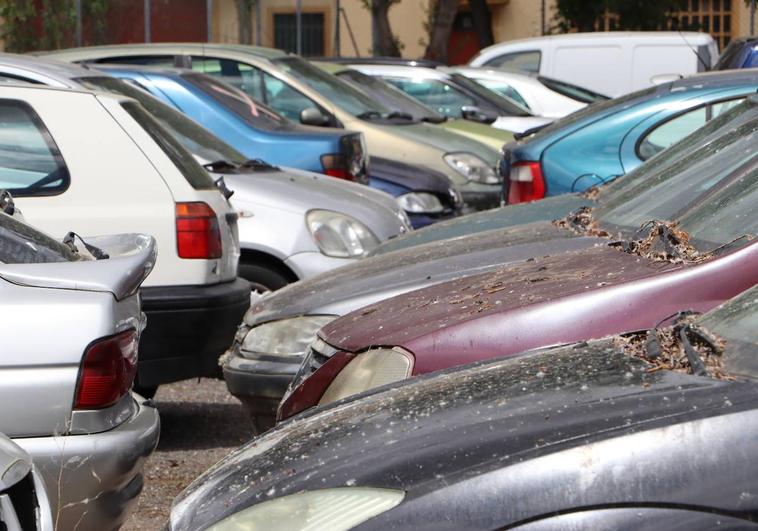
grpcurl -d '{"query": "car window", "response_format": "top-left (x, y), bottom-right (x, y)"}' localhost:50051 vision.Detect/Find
top-left (485, 50), bottom-right (541, 73)
top-left (121, 101), bottom-right (216, 190)
top-left (0, 100), bottom-right (69, 197)
top-left (76, 76), bottom-right (247, 167)
top-left (260, 71), bottom-right (319, 121)
top-left (0, 211), bottom-right (80, 263)
top-left (474, 79), bottom-right (530, 109)
top-left (638, 97), bottom-right (745, 160)
top-left (380, 76), bottom-right (475, 119)
top-left (191, 57), bottom-right (266, 101)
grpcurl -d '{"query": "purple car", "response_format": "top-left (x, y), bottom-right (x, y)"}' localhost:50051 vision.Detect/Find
top-left (279, 159), bottom-right (758, 421)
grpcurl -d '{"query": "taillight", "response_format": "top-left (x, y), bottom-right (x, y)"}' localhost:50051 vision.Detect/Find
top-left (320, 154), bottom-right (353, 181)
top-left (175, 202), bottom-right (222, 259)
top-left (508, 161), bottom-right (546, 204)
top-left (74, 330), bottom-right (138, 410)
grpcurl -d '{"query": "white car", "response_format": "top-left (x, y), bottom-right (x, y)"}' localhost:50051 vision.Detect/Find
top-left (442, 66), bottom-right (595, 119)
top-left (350, 63), bottom-right (551, 135)
top-left (0, 83), bottom-right (249, 395)
top-left (469, 31), bottom-right (718, 97)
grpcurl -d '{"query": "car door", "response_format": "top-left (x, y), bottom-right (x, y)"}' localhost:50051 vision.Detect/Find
top-left (619, 94), bottom-right (748, 173)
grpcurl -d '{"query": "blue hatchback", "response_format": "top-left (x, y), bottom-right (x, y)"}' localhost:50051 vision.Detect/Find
top-left (98, 64), bottom-right (368, 182)
top-left (503, 70), bottom-right (758, 204)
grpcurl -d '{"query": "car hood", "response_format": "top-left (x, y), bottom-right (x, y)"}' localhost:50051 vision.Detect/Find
top-left (372, 193), bottom-right (591, 255)
top-left (0, 233), bottom-right (155, 300)
top-left (439, 119), bottom-right (514, 150)
top-left (320, 244), bottom-right (678, 353)
top-left (244, 221), bottom-right (594, 326)
top-left (381, 122), bottom-right (501, 166)
top-left (221, 166), bottom-right (407, 226)
top-left (370, 156), bottom-right (457, 196)
top-left (171, 338), bottom-right (758, 530)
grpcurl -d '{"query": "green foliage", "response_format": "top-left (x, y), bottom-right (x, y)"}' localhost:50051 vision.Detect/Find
top-left (0, 0), bottom-right (109, 52)
top-left (554, 0), bottom-right (689, 33)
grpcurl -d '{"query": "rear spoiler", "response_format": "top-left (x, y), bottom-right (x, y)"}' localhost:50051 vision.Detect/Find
top-left (0, 233), bottom-right (156, 300)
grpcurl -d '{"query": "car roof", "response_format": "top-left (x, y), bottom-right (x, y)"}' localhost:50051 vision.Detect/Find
top-left (482, 31), bottom-right (713, 48)
top-left (43, 42), bottom-right (289, 61)
top-left (95, 63), bottom-right (191, 78)
top-left (324, 56), bottom-right (444, 68)
top-left (350, 63), bottom-right (450, 80)
top-left (0, 53), bottom-right (100, 81)
top-left (670, 68), bottom-right (758, 90)
top-left (443, 66), bottom-right (543, 85)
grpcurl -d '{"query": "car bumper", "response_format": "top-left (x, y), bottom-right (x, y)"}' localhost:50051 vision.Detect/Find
top-left (284, 251), bottom-right (358, 280)
top-left (14, 394), bottom-right (160, 531)
top-left (223, 351), bottom-right (301, 422)
top-left (407, 207), bottom-right (462, 229)
top-left (459, 182), bottom-right (502, 211)
top-left (138, 278), bottom-right (251, 387)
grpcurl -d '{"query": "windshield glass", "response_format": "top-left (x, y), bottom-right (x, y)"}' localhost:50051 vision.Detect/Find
top-left (76, 76), bottom-right (247, 166)
top-left (449, 73), bottom-right (532, 116)
top-left (698, 286), bottom-right (758, 370)
top-left (528, 86), bottom-right (657, 142)
top-left (336, 70), bottom-right (443, 122)
top-left (595, 119), bottom-right (758, 238)
top-left (182, 73), bottom-right (289, 131)
top-left (273, 56), bottom-right (389, 116)
top-left (0, 211), bottom-right (80, 263)
top-left (537, 76), bottom-right (608, 103)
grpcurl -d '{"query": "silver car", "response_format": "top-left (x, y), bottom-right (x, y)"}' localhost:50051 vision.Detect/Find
top-left (0, 53), bottom-right (411, 291)
top-left (0, 433), bottom-right (53, 531)
top-left (0, 207), bottom-right (160, 531)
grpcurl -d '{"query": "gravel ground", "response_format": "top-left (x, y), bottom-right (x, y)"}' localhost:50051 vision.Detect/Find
top-left (121, 379), bottom-right (255, 530)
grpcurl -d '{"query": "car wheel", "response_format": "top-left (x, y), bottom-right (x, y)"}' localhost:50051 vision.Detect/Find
top-left (134, 384), bottom-right (159, 399)
top-left (238, 262), bottom-right (292, 293)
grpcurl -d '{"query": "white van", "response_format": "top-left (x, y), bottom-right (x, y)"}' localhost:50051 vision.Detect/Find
top-left (469, 31), bottom-right (718, 97)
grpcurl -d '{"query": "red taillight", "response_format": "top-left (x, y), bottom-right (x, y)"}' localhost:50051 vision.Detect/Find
top-left (74, 330), bottom-right (138, 410)
top-left (321, 154), bottom-right (354, 181)
top-left (507, 161), bottom-right (546, 204)
top-left (175, 202), bottom-right (222, 259)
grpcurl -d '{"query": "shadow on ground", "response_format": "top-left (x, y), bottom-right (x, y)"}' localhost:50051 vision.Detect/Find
top-left (154, 400), bottom-right (254, 451)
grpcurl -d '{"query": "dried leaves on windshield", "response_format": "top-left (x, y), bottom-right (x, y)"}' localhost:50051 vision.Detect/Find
top-left (616, 314), bottom-right (732, 380)
top-left (609, 220), bottom-right (702, 264)
top-left (552, 206), bottom-right (610, 237)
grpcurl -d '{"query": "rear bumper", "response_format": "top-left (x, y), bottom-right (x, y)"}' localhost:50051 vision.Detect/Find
top-left (459, 182), bottom-right (502, 211)
top-left (138, 278), bottom-right (251, 387)
top-left (14, 394), bottom-right (160, 531)
top-left (223, 352), bottom-right (301, 419)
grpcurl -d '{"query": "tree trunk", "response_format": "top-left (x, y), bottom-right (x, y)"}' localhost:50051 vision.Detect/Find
top-left (371, 0), bottom-right (401, 56)
top-left (235, 0), bottom-right (254, 44)
top-left (468, 0), bottom-right (494, 48)
top-left (424, 0), bottom-right (458, 63)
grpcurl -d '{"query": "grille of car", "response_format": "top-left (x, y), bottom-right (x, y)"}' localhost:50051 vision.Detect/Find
top-left (0, 473), bottom-right (39, 530)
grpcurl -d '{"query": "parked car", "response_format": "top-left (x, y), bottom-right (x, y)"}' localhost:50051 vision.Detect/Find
top-left (470, 31), bottom-right (718, 96)
top-left (223, 112), bottom-right (758, 428)
top-left (502, 69), bottom-right (758, 203)
top-left (168, 285), bottom-right (758, 531)
top-left (375, 94), bottom-right (758, 254)
top-left (0, 207), bottom-right (159, 530)
top-left (444, 66), bottom-right (604, 118)
top-left (317, 61), bottom-right (514, 151)
top-left (279, 162), bottom-right (758, 419)
top-left (45, 44), bottom-right (504, 211)
top-left (713, 36), bottom-right (758, 70)
top-left (0, 55), bottom-right (417, 288)
top-left (0, 433), bottom-right (53, 531)
top-left (350, 63), bottom-right (552, 134)
top-left (0, 83), bottom-right (249, 395)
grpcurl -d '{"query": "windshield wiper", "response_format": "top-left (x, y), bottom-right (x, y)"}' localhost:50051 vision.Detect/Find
top-left (214, 177), bottom-right (234, 200)
top-left (610, 220), bottom-right (700, 263)
top-left (421, 115), bottom-right (447, 124)
top-left (241, 159), bottom-right (278, 171)
top-left (203, 160), bottom-right (240, 172)
top-left (513, 123), bottom-right (548, 140)
top-left (63, 231), bottom-right (109, 260)
top-left (386, 111), bottom-right (414, 121)
top-left (356, 111), bottom-right (383, 120)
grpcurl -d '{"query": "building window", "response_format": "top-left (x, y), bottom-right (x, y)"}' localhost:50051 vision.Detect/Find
top-left (274, 13), bottom-right (325, 57)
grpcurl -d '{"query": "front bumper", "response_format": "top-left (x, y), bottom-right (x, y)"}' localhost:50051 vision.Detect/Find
top-left (223, 351), bottom-right (301, 422)
top-left (407, 207), bottom-right (462, 229)
top-left (459, 182), bottom-right (502, 211)
top-left (14, 394), bottom-right (160, 531)
top-left (138, 278), bottom-right (251, 387)
top-left (284, 251), bottom-right (357, 280)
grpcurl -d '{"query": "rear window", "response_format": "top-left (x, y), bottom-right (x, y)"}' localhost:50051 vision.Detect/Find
top-left (121, 101), bottom-right (216, 190)
top-left (0, 211), bottom-right (80, 263)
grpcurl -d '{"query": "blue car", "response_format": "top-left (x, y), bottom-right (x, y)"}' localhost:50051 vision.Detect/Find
top-left (503, 70), bottom-right (758, 203)
top-left (97, 64), bottom-right (368, 182)
top-left (715, 38), bottom-right (758, 70)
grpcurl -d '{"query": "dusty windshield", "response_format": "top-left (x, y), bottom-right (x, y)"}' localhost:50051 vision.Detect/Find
top-left (594, 118), bottom-right (758, 238)
top-left (599, 98), bottom-right (758, 202)
top-left (272, 56), bottom-right (389, 117)
top-left (0, 211), bottom-right (80, 263)
top-left (76, 76), bottom-right (247, 166)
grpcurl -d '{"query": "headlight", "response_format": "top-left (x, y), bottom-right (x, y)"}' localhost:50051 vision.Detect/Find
top-left (319, 347), bottom-right (414, 405)
top-left (396, 192), bottom-right (445, 214)
top-left (306, 209), bottom-right (380, 258)
top-left (242, 316), bottom-right (337, 357)
top-left (206, 488), bottom-right (405, 531)
top-left (444, 152), bottom-right (500, 184)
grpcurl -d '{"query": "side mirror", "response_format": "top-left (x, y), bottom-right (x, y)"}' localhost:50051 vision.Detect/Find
top-left (461, 105), bottom-right (496, 124)
top-left (300, 107), bottom-right (330, 127)
top-left (650, 73), bottom-right (683, 85)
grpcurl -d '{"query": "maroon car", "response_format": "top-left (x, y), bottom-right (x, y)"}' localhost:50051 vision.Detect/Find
top-left (278, 164), bottom-right (758, 421)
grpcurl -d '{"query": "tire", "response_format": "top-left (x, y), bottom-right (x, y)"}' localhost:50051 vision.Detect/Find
top-left (238, 262), bottom-right (292, 293)
top-left (134, 384), bottom-right (159, 399)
